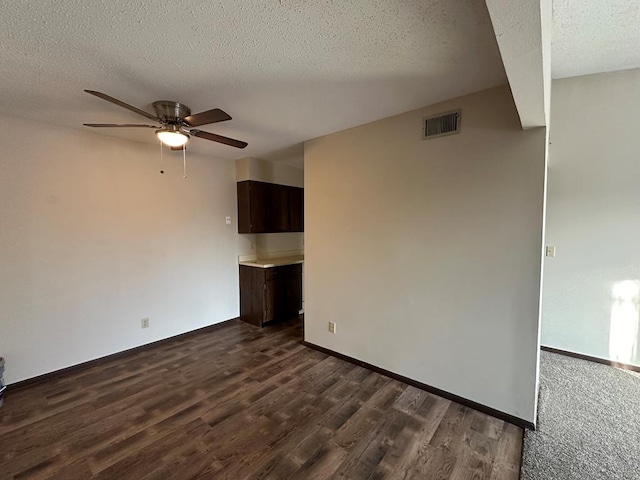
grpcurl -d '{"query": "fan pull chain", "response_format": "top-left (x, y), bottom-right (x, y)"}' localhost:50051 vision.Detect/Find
top-left (183, 146), bottom-right (187, 179)
top-left (159, 141), bottom-right (165, 174)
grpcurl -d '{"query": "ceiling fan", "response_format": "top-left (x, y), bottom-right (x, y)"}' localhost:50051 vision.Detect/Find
top-left (83, 90), bottom-right (247, 150)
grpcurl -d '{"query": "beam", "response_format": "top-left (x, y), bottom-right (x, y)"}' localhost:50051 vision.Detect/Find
top-left (485, 0), bottom-right (552, 129)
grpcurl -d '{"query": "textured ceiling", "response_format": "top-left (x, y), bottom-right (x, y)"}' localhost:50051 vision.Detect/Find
top-left (0, 0), bottom-right (506, 163)
top-left (552, 0), bottom-right (640, 79)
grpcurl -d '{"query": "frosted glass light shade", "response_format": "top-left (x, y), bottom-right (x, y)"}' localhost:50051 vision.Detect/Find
top-left (156, 130), bottom-right (189, 147)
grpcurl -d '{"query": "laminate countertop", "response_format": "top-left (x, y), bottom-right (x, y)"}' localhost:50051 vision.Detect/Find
top-left (239, 255), bottom-right (304, 269)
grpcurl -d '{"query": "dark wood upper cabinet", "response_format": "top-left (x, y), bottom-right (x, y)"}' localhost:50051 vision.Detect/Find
top-left (237, 180), bottom-right (303, 234)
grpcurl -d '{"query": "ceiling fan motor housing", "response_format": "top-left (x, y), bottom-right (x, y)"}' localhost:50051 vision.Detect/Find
top-left (152, 100), bottom-right (191, 125)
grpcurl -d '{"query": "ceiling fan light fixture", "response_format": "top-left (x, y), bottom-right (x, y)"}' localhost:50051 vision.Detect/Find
top-left (156, 129), bottom-right (189, 147)
top-left (83, 90), bottom-right (246, 149)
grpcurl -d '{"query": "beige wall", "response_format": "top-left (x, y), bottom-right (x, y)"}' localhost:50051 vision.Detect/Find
top-left (236, 157), bottom-right (303, 187)
top-left (542, 68), bottom-right (640, 366)
top-left (304, 85), bottom-right (546, 423)
top-left (0, 114), bottom-right (240, 384)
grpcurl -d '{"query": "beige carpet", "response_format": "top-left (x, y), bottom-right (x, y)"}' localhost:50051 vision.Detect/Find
top-left (521, 351), bottom-right (640, 479)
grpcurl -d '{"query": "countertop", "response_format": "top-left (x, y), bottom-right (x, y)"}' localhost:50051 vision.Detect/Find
top-left (239, 255), bottom-right (304, 269)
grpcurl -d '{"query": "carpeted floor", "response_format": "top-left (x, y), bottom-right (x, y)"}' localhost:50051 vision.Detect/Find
top-left (521, 351), bottom-right (640, 479)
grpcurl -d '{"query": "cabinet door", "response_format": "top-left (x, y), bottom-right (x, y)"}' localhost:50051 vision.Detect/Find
top-left (264, 278), bottom-right (276, 323)
top-left (288, 187), bottom-right (304, 232)
top-left (240, 266), bottom-right (266, 327)
top-left (283, 265), bottom-right (303, 313)
top-left (237, 181), bottom-right (252, 233)
top-left (270, 184), bottom-right (290, 232)
top-left (249, 181), bottom-right (272, 233)
top-left (274, 264), bottom-right (302, 318)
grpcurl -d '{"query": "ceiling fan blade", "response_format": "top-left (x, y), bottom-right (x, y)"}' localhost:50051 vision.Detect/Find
top-left (84, 90), bottom-right (160, 122)
top-left (190, 129), bottom-right (248, 149)
top-left (83, 123), bottom-right (158, 128)
top-left (184, 108), bottom-right (232, 127)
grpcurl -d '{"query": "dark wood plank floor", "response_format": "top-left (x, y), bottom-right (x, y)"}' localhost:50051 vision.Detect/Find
top-left (0, 318), bottom-right (522, 480)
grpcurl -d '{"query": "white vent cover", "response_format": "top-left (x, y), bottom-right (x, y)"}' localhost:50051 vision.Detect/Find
top-left (423, 109), bottom-right (461, 140)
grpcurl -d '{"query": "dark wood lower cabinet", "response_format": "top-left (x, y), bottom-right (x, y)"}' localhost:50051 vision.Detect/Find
top-left (240, 264), bottom-right (303, 327)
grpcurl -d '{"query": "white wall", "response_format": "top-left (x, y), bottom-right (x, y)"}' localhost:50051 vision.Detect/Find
top-left (0, 114), bottom-right (240, 384)
top-left (236, 157), bottom-right (304, 256)
top-left (542, 69), bottom-right (640, 366)
top-left (304, 85), bottom-right (546, 423)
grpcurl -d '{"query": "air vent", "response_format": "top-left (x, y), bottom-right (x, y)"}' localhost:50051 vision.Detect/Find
top-left (423, 109), bottom-right (461, 140)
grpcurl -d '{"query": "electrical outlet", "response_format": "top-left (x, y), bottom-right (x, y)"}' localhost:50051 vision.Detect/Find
top-left (141, 317), bottom-right (150, 329)
top-left (328, 321), bottom-right (336, 334)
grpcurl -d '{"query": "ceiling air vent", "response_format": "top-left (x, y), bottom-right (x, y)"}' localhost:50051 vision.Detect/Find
top-left (423, 109), bottom-right (461, 140)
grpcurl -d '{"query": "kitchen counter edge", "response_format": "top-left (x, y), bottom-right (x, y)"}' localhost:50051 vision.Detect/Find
top-left (239, 256), bottom-right (304, 269)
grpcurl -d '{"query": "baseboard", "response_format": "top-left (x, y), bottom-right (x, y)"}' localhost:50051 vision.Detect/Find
top-left (301, 341), bottom-right (535, 430)
top-left (541, 345), bottom-right (640, 373)
top-left (8, 317), bottom-right (239, 392)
